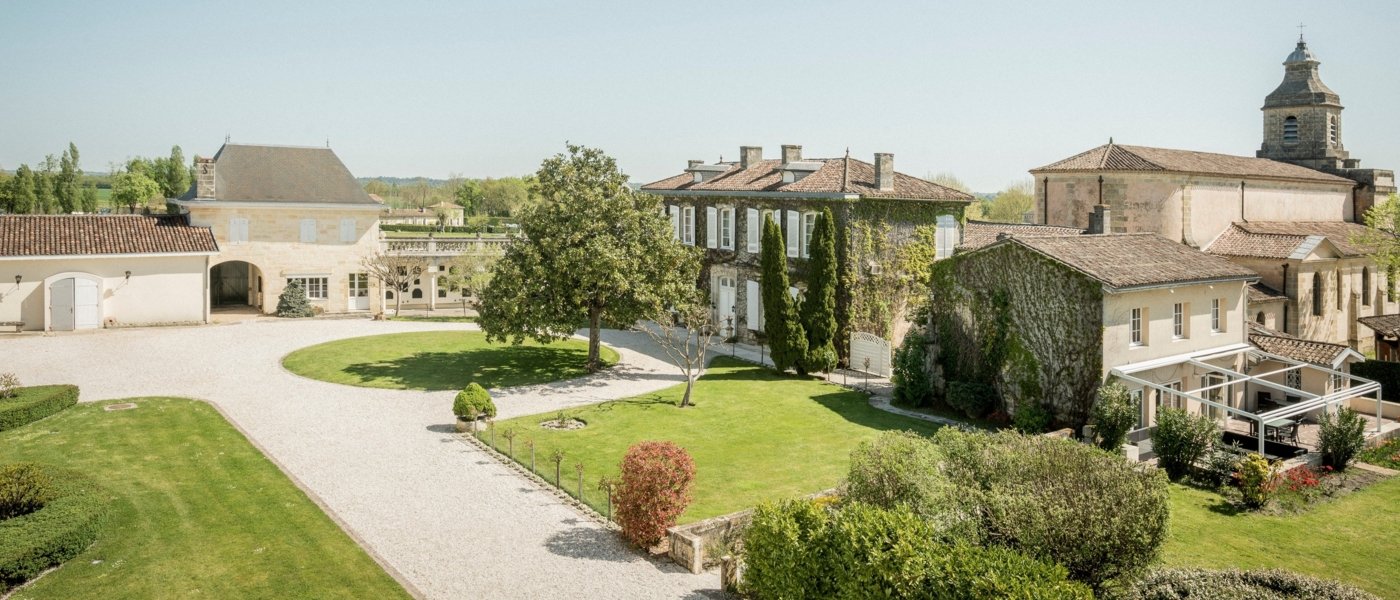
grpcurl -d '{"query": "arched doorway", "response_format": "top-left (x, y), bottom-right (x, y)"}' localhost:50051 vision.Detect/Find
top-left (48, 274), bottom-right (101, 331)
top-left (210, 261), bottom-right (264, 311)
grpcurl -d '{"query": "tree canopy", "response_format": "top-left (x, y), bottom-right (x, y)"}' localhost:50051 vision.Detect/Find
top-left (1354, 193), bottom-right (1400, 297)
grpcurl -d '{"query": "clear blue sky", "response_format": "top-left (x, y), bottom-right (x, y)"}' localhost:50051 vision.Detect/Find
top-left (2, 1), bottom-right (1396, 193)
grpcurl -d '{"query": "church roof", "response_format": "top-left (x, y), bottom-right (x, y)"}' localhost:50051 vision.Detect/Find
top-left (1206, 221), bottom-right (1377, 259)
top-left (1265, 39), bottom-right (1340, 109)
top-left (642, 156), bottom-right (973, 202)
top-left (180, 143), bottom-right (377, 205)
top-left (1031, 142), bottom-right (1354, 184)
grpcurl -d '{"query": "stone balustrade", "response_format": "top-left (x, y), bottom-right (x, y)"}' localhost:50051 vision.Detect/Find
top-left (381, 235), bottom-right (515, 256)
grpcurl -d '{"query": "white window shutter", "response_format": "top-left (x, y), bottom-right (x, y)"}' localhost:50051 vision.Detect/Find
top-left (789, 285), bottom-right (800, 300)
top-left (300, 219), bottom-right (316, 243)
top-left (669, 206), bottom-right (680, 240)
top-left (706, 206), bottom-right (718, 249)
top-left (340, 218), bottom-right (355, 243)
top-left (746, 208), bottom-right (760, 252)
top-left (786, 210), bottom-right (799, 257)
top-left (747, 279), bottom-right (761, 331)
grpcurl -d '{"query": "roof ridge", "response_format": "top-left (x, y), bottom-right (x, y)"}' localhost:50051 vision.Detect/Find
top-left (1113, 145), bottom-right (1166, 170)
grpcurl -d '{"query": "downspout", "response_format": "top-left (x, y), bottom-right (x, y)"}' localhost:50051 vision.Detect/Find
top-left (1042, 177), bottom-right (1049, 225)
top-left (1281, 263), bottom-right (1290, 334)
top-left (1240, 181), bottom-right (1247, 223)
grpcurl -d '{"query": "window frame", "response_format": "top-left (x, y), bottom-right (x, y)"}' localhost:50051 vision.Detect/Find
top-left (1363, 267), bottom-right (1372, 306)
top-left (682, 206), bottom-right (695, 246)
top-left (1172, 302), bottom-right (1185, 339)
top-left (720, 207), bottom-right (734, 250)
top-left (1283, 115), bottom-right (1299, 143)
top-left (1210, 298), bottom-right (1222, 333)
top-left (286, 276), bottom-right (329, 300)
top-left (935, 214), bottom-right (959, 260)
top-left (801, 212), bottom-right (817, 258)
top-left (1130, 307), bottom-right (1144, 346)
top-left (1312, 273), bottom-right (1323, 316)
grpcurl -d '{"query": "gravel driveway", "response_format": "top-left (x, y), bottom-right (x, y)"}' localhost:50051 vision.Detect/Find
top-left (0, 318), bottom-right (718, 599)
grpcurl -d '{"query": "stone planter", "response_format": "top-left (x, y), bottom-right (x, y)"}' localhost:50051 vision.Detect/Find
top-left (455, 417), bottom-right (475, 433)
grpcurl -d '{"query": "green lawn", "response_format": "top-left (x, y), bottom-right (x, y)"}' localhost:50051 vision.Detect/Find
top-left (282, 330), bottom-right (617, 391)
top-left (0, 398), bottom-right (409, 600)
top-left (1162, 479), bottom-right (1400, 598)
top-left (487, 357), bottom-right (941, 523)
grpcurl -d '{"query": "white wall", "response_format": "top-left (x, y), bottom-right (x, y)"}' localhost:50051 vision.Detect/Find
top-left (1103, 280), bottom-right (1249, 370)
top-left (0, 254), bottom-right (209, 331)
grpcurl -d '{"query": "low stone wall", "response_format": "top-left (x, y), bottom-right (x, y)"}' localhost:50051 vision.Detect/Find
top-left (667, 487), bottom-right (839, 574)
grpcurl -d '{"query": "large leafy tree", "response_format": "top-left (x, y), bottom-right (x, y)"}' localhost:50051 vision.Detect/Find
top-left (111, 170), bottom-right (162, 213)
top-left (1355, 193), bottom-right (1400, 297)
top-left (760, 214), bottom-right (807, 373)
top-left (156, 145), bottom-right (190, 199)
top-left (8, 165), bottom-right (38, 214)
top-left (800, 208), bottom-right (838, 373)
top-left (478, 143), bottom-right (698, 371)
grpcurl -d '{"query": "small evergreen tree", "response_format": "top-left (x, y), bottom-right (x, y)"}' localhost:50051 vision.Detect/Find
top-left (276, 280), bottom-right (315, 318)
top-left (1091, 382), bottom-right (1139, 450)
top-left (800, 208), bottom-right (838, 373)
top-left (760, 214), bottom-right (806, 373)
top-left (892, 329), bottom-right (932, 406)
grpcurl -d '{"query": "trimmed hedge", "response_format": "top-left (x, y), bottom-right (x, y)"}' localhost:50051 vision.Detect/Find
top-left (453, 383), bottom-right (496, 419)
top-left (0, 465), bottom-right (109, 591)
top-left (1351, 360), bottom-right (1400, 401)
top-left (0, 386), bottom-right (79, 433)
top-left (1117, 568), bottom-right (1380, 600)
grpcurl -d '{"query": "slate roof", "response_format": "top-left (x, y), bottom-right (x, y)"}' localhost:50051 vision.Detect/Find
top-left (181, 144), bottom-right (377, 205)
top-left (1248, 322), bottom-right (1355, 366)
top-left (1247, 282), bottom-right (1288, 304)
top-left (1000, 233), bottom-right (1258, 291)
top-left (642, 156), bottom-right (973, 202)
top-left (1031, 142), bottom-right (1354, 184)
top-left (1206, 221), bottom-right (1376, 259)
top-left (1358, 314), bottom-right (1400, 338)
top-left (959, 220), bottom-right (1085, 250)
top-left (0, 215), bottom-right (218, 257)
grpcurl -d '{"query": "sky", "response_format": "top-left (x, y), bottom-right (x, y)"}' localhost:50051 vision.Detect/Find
top-left (2, 0), bottom-right (1397, 193)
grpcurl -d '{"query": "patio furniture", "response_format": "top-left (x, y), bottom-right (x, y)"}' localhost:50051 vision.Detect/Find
top-left (1264, 418), bottom-right (1298, 443)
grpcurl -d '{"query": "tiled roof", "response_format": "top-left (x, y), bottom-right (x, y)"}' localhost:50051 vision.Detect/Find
top-left (0, 215), bottom-right (218, 257)
top-left (181, 143), bottom-right (377, 205)
top-left (1002, 233), bottom-right (1258, 290)
top-left (1206, 221), bottom-right (1377, 259)
top-left (1031, 142), bottom-right (1354, 184)
top-left (1248, 322), bottom-right (1354, 366)
top-left (1247, 282), bottom-right (1288, 304)
top-left (642, 156), bottom-right (973, 202)
top-left (959, 220), bottom-right (1085, 250)
top-left (1358, 314), bottom-right (1400, 338)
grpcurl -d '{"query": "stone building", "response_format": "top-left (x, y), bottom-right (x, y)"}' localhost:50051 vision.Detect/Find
top-left (382, 201), bottom-right (466, 227)
top-left (172, 143), bottom-right (384, 315)
top-left (641, 145), bottom-right (972, 360)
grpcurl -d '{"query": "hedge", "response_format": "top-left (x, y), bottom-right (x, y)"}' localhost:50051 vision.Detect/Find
top-left (1350, 360), bottom-right (1400, 401)
top-left (0, 465), bottom-right (109, 591)
top-left (453, 383), bottom-right (496, 419)
top-left (0, 386), bottom-right (79, 433)
top-left (1116, 568), bottom-right (1380, 600)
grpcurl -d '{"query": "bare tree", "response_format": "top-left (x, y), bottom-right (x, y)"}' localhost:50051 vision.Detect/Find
top-left (361, 252), bottom-right (429, 315)
top-left (641, 297), bottom-right (718, 408)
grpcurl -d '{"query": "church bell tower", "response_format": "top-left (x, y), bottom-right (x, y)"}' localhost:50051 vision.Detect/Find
top-left (1257, 36), bottom-right (1352, 171)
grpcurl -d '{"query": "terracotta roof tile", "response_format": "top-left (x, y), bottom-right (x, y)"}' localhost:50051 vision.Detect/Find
top-left (0, 215), bottom-right (219, 257)
top-left (1248, 322), bottom-right (1353, 366)
top-left (1247, 282), bottom-right (1288, 303)
top-left (959, 220), bottom-right (1085, 250)
top-left (1359, 314), bottom-right (1400, 337)
top-left (1032, 143), bottom-right (1355, 184)
top-left (1002, 233), bottom-right (1258, 290)
top-left (1206, 221), bottom-right (1378, 259)
top-left (642, 156), bottom-right (973, 202)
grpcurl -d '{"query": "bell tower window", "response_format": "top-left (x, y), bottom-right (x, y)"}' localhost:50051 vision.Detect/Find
top-left (1282, 116), bottom-right (1299, 143)
top-left (1328, 115), bottom-right (1338, 146)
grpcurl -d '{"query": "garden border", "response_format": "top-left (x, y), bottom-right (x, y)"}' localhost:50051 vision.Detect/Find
top-left (0, 465), bottom-right (108, 593)
top-left (0, 386), bottom-right (79, 433)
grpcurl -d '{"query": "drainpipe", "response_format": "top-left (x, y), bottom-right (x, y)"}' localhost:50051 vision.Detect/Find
top-left (1042, 177), bottom-right (1049, 225)
top-left (1282, 263), bottom-right (1290, 334)
top-left (1240, 181), bottom-right (1247, 222)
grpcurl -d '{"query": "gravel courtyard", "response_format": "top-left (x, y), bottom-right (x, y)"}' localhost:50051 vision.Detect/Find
top-left (0, 318), bottom-right (717, 599)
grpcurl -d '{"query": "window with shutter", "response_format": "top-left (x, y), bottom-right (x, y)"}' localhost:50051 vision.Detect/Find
top-left (746, 208), bottom-right (760, 252)
top-left (683, 207), bottom-right (696, 245)
top-left (802, 212), bottom-right (817, 258)
top-left (669, 206), bottom-right (680, 240)
top-left (300, 219), bottom-right (317, 243)
top-left (935, 215), bottom-right (958, 259)
top-left (340, 218), bottom-right (356, 243)
top-left (229, 218), bottom-right (249, 244)
top-left (747, 279), bottom-right (761, 331)
top-left (785, 211), bottom-right (799, 257)
top-left (705, 206), bottom-right (718, 249)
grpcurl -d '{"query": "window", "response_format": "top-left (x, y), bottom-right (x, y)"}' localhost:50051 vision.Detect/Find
top-left (1329, 114), bottom-right (1338, 146)
top-left (785, 211), bottom-right (800, 258)
top-left (746, 279), bottom-right (762, 332)
top-left (1154, 381), bottom-right (1183, 423)
top-left (1283, 116), bottom-right (1299, 142)
top-left (1285, 368), bottom-right (1302, 390)
top-left (228, 218), bottom-right (249, 244)
top-left (1131, 388), bottom-right (1145, 429)
top-left (340, 218), bottom-right (356, 243)
top-left (411, 288), bottom-right (423, 299)
top-left (1256, 311), bottom-right (1266, 325)
top-left (286, 276), bottom-right (328, 300)
top-left (1336, 269), bottom-right (1343, 309)
top-left (1172, 302), bottom-right (1186, 339)
top-left (438, 288), bottom-right (447, 298)
top-left (1363, 267), bottom-right (1372, 306)
top-left (1312, 273), bottom-right (1323, 316)
top-left (935, 214), bottom-right (959, 259)
top-left (720, 207), bottom-right (734, 250)
top-left (682, 207), bottom-right (695, 245)
top-left (299, 219), bottom-right (317, 243)
top-left (1201, 374), bottom-right (1225, 420)
top-left (801, 212), bottom-right (817, 258)
top-left (1130, 307), bottom-right (1144, 346)
top-left (669, 205), bottom-right (681, 240)
top-left (1210, 298), bottom-right (1222, 333)
top-left (1330, 372), bottom-right (1346, 392)
top-left (745, 208), bottom-right (761, 253)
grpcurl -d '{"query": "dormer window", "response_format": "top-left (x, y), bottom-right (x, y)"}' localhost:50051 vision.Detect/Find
top-left (780, 161), bottom-right (822, 184)
top-left (1283, 116), bottom-right (1299, 143)
top-left (686, 163), bottom-right (729, 183)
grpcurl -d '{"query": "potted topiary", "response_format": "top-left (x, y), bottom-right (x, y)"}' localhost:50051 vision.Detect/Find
top-left (453, 382), bottom-right (496, 432)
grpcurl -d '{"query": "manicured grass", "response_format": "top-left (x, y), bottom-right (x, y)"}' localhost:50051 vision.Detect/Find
top-left (0, 398), bottom-right (410, 599)
top-left (390, 315), bottom-right (476, 323)
top-left (282, 331), bottom-right (617, 391)
top-left (487, 357), bottom-right (941, 523)
top-left (1162, 479), bottom-right (1400, 598)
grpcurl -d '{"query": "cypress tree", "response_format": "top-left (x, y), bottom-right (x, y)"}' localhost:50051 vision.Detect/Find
top-left (10, 165), bottom-right (37, 214)
top-left (800, 208), bottom-right (838, 373)
top-left (760, 214), bottom-right (806, 373)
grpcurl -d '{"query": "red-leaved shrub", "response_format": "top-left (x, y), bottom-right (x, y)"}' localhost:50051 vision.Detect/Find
top-left (613, 440), bottom-right (695, 548)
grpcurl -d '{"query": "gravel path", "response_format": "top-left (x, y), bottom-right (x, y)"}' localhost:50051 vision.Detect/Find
top-left (0, 319), bottom-right (718, 599)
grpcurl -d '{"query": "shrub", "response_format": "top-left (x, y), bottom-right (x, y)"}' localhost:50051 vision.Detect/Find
top-left (1317, 407), bottom-right (1367, 470)
top-left (1235, 453), bottom-right (1279, 509)
top-left (453, 383), bottom-right (495, 419)
top-left (1198, 443), bottom-right (1244, 489)
top-left (1012, 401), bottom-right (1052, 434)
top-left (891, 330), bottom-right (932, 407)
top-left (946, 381), bottom-right (995, 419)
top-left (0, 466), bottom-right (108, 591)
top-left (0, 374), bottom-right (19, 399)
top-left (1119, 568), bottom-right (1380, 600)
top-left (275, 280), bottom-right (314, 318)
top-left (0, 464), bottom-right (53, 521)
top-left (614, 441), bottom-right (695, 548)
top-left (743, 500), bottom-right (1091, 600)
top-left (1091, 382), bottom-right (1139, 450)
top-left (1151, 408), bottom-right (1217, 481)
top-left (0, 385), bottom-right (79, 433)
top-left (845, 431), bottom-right (975, 540)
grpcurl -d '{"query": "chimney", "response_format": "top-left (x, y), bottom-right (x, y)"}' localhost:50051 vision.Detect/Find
top-left (687, 159), bottom-right (704, 169)
top-left (874, 153), bottom-right (894, 191)
top-left (781, 144), bottom-right (802, 164)
top-left (195, 156), bottom-right (216, 198)
top-left (740, 146), bottom-right (763, 169)
top-left (1088, 204), bottom-right (1112, 234)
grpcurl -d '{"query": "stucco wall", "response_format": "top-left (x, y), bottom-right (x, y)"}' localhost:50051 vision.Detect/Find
top-left (0, 254), bottom-right (209, 331)
top-left (182, 202), bottom-right (383, 314)
top-left (1103, 281), bottom-right (1249, 371)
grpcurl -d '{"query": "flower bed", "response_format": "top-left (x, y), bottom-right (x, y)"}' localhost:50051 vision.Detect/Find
top-left (1357, 437), bottom-right (1400, 470)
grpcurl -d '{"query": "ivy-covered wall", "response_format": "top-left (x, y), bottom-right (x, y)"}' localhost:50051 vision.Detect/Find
top-left (926, 242), bottom-right (1105, 428)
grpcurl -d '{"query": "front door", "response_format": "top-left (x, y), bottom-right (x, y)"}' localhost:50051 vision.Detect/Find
top-left (349, 273), bottom-right (370, 311)
top-left (717, 277), bottom-right (736, 333)
top-left (50, 278), bottom-right (75, 331)
top-left (49, 277), bottom-right (100, 331)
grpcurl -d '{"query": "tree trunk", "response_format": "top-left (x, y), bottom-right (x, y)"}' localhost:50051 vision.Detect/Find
top-left (395, 285), bottom-right (403, 316)
top-left (587, 305), bottom-right (602, 372)
top-left (680, 374), bottom-right (695, 408)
